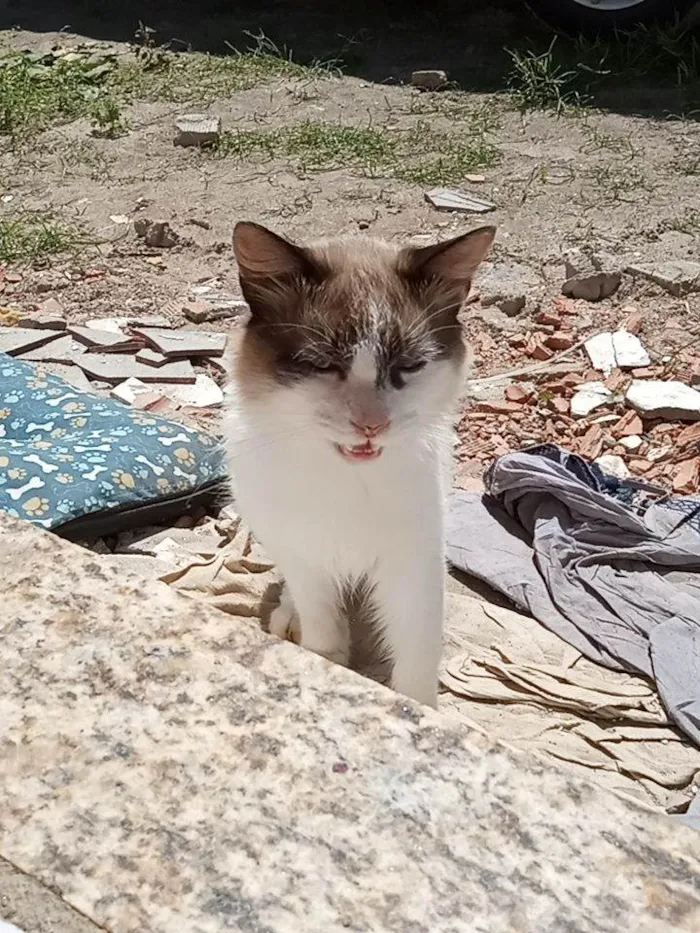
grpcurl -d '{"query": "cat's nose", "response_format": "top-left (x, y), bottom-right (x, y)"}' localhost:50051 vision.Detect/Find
top-left (350, 419), bottom-right (391, 438)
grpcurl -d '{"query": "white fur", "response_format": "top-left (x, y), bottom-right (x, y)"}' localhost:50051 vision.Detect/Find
top-left (226, 347), bottom-right (464, 708)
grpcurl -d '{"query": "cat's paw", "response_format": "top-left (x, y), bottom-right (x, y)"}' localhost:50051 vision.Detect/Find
top-left (269, 590), bottom-right (300, 644)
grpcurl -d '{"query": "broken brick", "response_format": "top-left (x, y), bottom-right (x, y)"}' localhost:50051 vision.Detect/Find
top-left (678, 423), bottom-right (700, 448)
top-left (548, 397), bottom-right (570, 416)
top-left (535, 310), bottom-right (561, 327)
top-left (527, 336), bottom-right (554, 361)
top-left (472, 400), bottom-right (522, 415)
top-left (613, 411), bottom-right (644, 438)
top-left (672, 458), bottom-right (699, 494)
top-left (505, 385), bottom-right (531, 404)
top-left (545, 334), bottom-right (575, 351)
top-left (578, 424), bottom-right (604, 460)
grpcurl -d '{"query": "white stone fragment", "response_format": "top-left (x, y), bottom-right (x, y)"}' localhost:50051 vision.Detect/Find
top-left (626, 380), bottom-right (700, 422)
top-left (585, 333), bottom-right (616, 375)
top-left (570, 381), bottom-right (613, 418)
top-left (612, 331), bottom-right (650, 369)
top-left (595, 454), bottom-right (630, 480)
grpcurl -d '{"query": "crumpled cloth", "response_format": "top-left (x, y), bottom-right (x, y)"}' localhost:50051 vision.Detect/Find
top-left (446, 445), bottom-right (700, 749)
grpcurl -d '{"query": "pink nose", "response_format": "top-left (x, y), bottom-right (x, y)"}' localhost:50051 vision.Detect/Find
top-left (351, 419), bottom-right (391, 438)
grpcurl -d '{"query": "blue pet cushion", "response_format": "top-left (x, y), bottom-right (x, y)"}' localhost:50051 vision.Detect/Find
top-left (0, 354), bottom-right (227, 537)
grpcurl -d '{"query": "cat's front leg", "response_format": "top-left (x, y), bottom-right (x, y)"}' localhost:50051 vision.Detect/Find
top-left (376, 556), bottom-right (444, 709)
top-left (277, 561), bottom-right (350, 667)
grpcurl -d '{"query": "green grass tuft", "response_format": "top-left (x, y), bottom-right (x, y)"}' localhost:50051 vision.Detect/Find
top-left (0, 214), bottom-right (80, 263)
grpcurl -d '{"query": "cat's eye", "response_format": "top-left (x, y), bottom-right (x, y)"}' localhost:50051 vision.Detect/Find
top-left (398, 360), bottom-right (427, 373)
top-left (309, 361), bottom-right (340, 374)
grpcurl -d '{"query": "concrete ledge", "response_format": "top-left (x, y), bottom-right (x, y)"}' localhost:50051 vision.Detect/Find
top-left (1, 514), bottom-right (699, 932)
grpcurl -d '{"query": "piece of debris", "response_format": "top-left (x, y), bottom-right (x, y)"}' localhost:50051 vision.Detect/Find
top-left (68, 324), bottom-right (143, 353)
top-left (570, 381), bottom-right (613, 418)
top-left (174, 113), bottom-right (222, 147)
top-left (626, 380), bottom-right (700, 422)
top-left (672, 458), bottom-right (699, 494)
top-left (411, 69), bottom-right (448, 91)
top-left (0, 326), bottom-right (64, 357)
top-left (182, 299), bottom-right (248, 324)
top-left (619, 435), bottom-right (643, 452)
top-left (167, 373), bottom-right (225, 408)
top-left (545, 334), bottom-right (574, 351)
top-left (144, 221), bottom-right (179, 249)
top-left (78, 355), bottom-right (196, 385)
top-left (35, 363), bottom-right (93, 392)
top-left (465, 173), bottom-right (486, 184)
top-left (111, 377), bottom-right (155, 405)
top-left (562, 250), bottom-right (622, 302)
top-left (478, 260), bottom-right (540, 317)
top-left (613, 410), bottom-right (644, 437)
top-left (578, 423), bottom-right (604, 460)
top-left (622, 307), bottom-right (643, 334)
top-left (424, 188), bottom-right (495, 214)
top-left (595, 454), bottom-right (629, 480)
top-left (136, 348), bottom-right (169, 367)
top-left (611, 331), bottom-right (650, 369)
top-left (20, 312), bottom-right (67, 330)
top-left (133, 327), bottom-right (227, 359)
top-left (472, 400), bottom-right (521, 415)
top-left (109, 214), bottom-right (130, 225)
top-left (18, 334), bottom-right (86, 363)
top-left (526, 335), bottom-right (554, 361)
top-left (626, 259), bottom-right (700, 297)
top-left (678, 423), bottom-right (700, 448)
top-left (505, 384), bottom-right (531, 404)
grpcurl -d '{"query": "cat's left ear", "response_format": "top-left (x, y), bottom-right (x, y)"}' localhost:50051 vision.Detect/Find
top-left (399, 226), bottom-right (496, 291)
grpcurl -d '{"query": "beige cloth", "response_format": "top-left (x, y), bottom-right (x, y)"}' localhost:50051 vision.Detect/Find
top-left (158, 516), bottom-right (700, 814)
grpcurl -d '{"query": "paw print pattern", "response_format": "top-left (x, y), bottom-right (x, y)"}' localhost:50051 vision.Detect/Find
top-left (0, 357), bottom-right (226, 529)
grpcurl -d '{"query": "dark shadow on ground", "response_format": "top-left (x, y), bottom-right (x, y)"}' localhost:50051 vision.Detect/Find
top-left (1, 0), bottom-right (698, 119)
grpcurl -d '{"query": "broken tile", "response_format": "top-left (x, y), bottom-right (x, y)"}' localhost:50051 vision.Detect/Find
top-left (133, 327), bottom-right (227, 359)
top-left (505, 385), bottom-right (531, 404)
top-left (78, 354), bottom-right (195, 385)
top-left (182, 299), bottom-right (248, 323)
top-left (570, 382), bottom-right (613, 418)
top-left (472, 400), bottom-right (521, 415)
top-left (424, 188), bottom-right (495, 214)
top-left (33, 363), bottom-right (93, 392)
top-left (611, 331), bottom-right (650, 370)
top-left (84, 317), bottom-right (130, 334)
top-left (136, 348), bottom-right (169, 367)
top-left (678, 423), bottom-right (700, 448)
top-left (20, 312), bottom-right (67, 330)
top-left (626, 260), bottom-right (700, 297)
top-left (167, 374), bottom-right (225, 408)
top-left (174, 113), bottom-right (222, 147)
top-left (0, 326), bottom-right (64, 357)
top-left (584, 333), bottom-right (616, 375)
top-left (626, 380), bottom-right (700, 422)
top-left (111, 377), bottom-right (153, 405)
top-left (68, 324), bottom-right (143, 353)
top-left (19, 335), bottom-right (86, 363)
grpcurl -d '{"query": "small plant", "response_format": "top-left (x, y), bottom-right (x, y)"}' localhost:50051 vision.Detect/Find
top-left (507, 38), bottom-right (587, 113)
top-left (0, 213), bottom-right (80, 264)
top-left (89, 96), bottom-right (129, 138)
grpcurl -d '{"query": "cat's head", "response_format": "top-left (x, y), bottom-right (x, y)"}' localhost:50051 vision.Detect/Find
top-left (233, 222), bottom-right (494, 463)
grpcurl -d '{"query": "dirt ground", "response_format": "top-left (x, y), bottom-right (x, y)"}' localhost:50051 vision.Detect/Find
top-left (1, 0), bottom-right (700, 483)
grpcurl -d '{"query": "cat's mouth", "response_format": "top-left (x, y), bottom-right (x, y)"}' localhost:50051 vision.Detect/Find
top-left (335, 441), bottom-right (383, 462)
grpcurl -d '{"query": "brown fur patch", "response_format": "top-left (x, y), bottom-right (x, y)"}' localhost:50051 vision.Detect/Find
top-left (232, 223), bottom-right (495, 398)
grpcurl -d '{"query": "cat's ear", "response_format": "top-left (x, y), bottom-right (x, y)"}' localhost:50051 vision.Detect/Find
top-left (234, 222), bottom-right (322, 283)
top-left (233, 222), bottom-right (325, 323)
top-left (399, 226), bottom-right (496, 291)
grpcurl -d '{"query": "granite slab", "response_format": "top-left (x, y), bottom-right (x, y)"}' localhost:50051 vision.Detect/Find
top-left (0, 514), bottom-right (699, 933)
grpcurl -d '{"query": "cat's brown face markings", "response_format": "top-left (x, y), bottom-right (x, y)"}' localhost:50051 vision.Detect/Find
top-left (232, 223), bottom-right (496, 399)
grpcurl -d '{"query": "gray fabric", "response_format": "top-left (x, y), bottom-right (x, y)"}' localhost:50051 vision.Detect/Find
top-left (447, 451), bottom-right (700, 748)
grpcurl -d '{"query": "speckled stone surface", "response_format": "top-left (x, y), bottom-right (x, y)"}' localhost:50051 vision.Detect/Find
top-left (1, 514), bottom-right (700, 933)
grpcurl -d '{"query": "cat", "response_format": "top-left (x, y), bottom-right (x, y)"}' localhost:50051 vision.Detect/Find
top-left (226, 221), bottom-right (495, 707)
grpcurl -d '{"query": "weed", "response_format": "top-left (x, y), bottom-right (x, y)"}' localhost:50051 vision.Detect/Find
top-left (580, 123), bottom-right (641, 158)
top-left (0, 51), bottom-right (116, 141)
top-left (0, 213), bottom-right (80, 263)
top-left (213, 116), bottom-right (500, 185)
top-left (583, 162), bottom-right (651, 202)
top-left (507, 38), bottom-right (587, 113)
top-left (89, 96), bottom-right (129, 138)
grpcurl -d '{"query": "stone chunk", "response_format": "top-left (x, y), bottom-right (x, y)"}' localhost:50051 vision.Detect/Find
top-left (167, 374), bottom-right (225, 408)
top-left (78, 355), bottom-right (195, 385)
top-left (626, 380), bottom-right (700, 422)
top-left (174, 113), bottom-right (222, 147)
top-left (571, 382), bottom-right (613, 418)
top-left (611, 331), bottom-right (650, 369)
top-left (133, 327), bottom-right (227, 359)
top-left (411, 69), bottom-right (448, 91)
top-left (562, 250), bottom-right (621, 302)
top-left (595, 454), bottom-right (629, 480)
top-left (626, 260), bottom-right (700, 296)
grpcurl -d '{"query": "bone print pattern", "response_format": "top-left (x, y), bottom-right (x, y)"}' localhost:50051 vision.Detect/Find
top-left (0, 356), bottom-right (226, 530)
